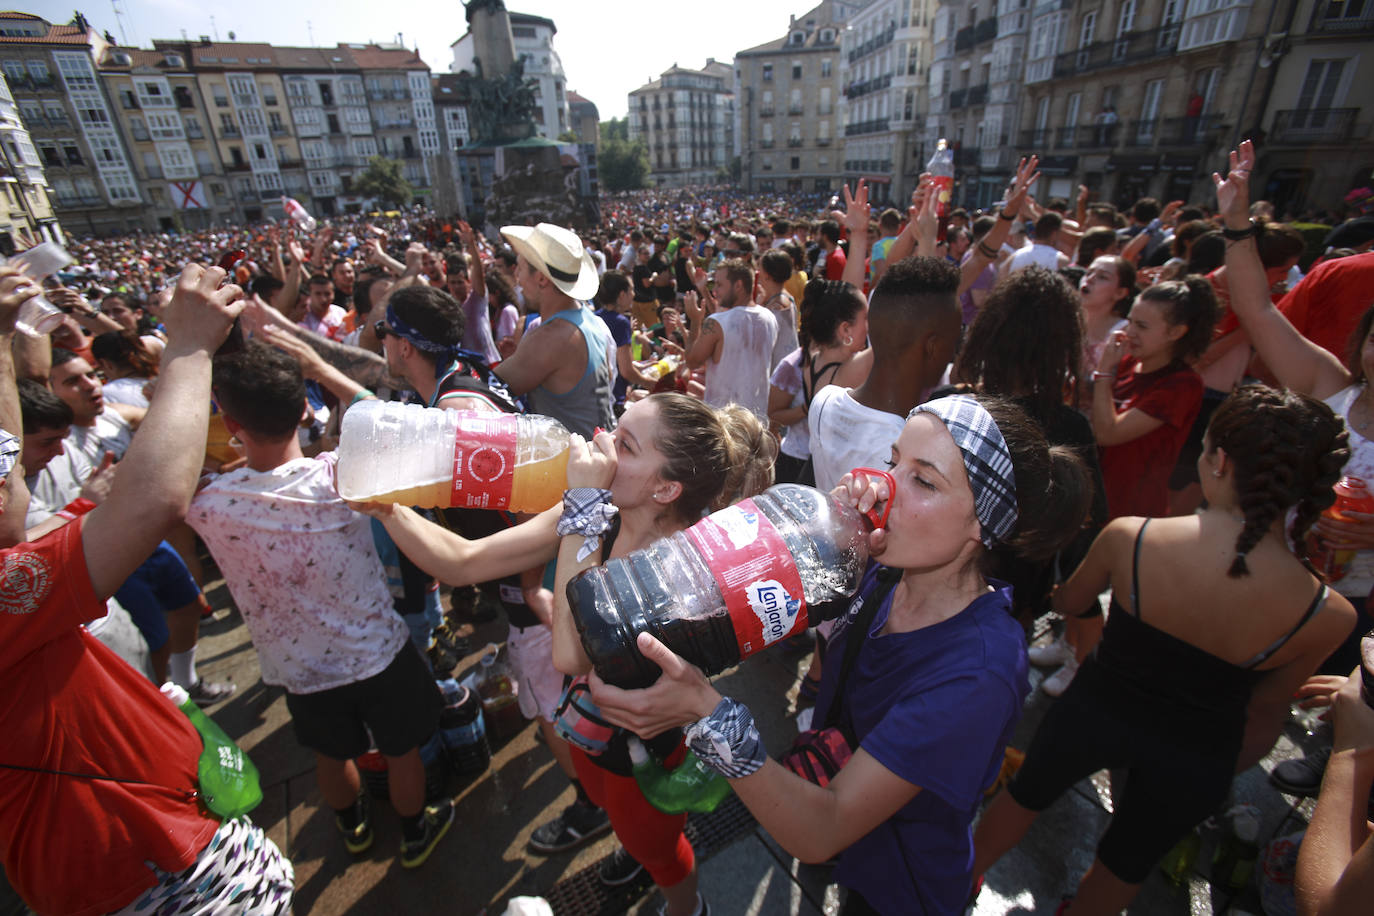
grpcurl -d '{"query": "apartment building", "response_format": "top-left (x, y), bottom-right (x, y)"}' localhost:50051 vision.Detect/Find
top-left (925, 0), bottom-right (1033, 209)
top-left (352, 44), bottom-right (441, 198)
top-left (0, 70), bottom-right (59, 248)
top-left (450, 12), bottom-right (569, 140)
top-left (1014, 0), bottom-right (1271, 208)
top-left (628, 60), bottom-right (736, 188)
top-left (99, 46), bottom-right (234, 230)
top-left (567, 90), bottom-right (599, 147)
top-left (0, 12), bottom-right (141, 235)
top-left (1250, 0), bottom-right (1373, 216)
top-left (736, 2), bottom-right (860, 194)
top-left (840, 0), bottom-right (937, 204)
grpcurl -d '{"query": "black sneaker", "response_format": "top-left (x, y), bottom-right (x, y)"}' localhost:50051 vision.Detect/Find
top-left (185, 678), bottom-right (236, 707)
top-left (433, 622), bottom-right (471, 658)
top-left (427, 640), bottom-right (460, 674)
top-left (400, 799), bottom-right (455, 868)
top-left (528, 799), bottom-right (611, 854)
top-left (335, 793), bottom-right (373, 855)
top-left (597, 846), bottom-right (645, 887)
top-left (1270, 746), bottom-right (1331, 797)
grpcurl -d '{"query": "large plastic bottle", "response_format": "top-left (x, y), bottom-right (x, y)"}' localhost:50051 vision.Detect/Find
top-left (569, 481), bottom-right (882, 688)
top-left (641, 354), bottom-right (682, 381)
top-left (627, 736), bottom-right (732, 814)
top-left (161, 682), bottom-right (263, 818)
top-left (336, 400), bottom-right (570, 512)
top-left (1307, 476), bottom-right (1374, 582)
top-left (926, 138), bottom-right (955, 241)
top-left (281, 195), bottom-right (317, 232)
top-left (473, 643), bottom-right (523, 741)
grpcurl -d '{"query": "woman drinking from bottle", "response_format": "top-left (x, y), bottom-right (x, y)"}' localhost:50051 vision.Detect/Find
top-left (583, 394), bottom-right (1091, 915)
top-left (550, 392), bottom-right (775, 916)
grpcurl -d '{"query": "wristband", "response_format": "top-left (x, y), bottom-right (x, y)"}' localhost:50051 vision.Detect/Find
top-left (685, 696), bottom-right (767, 779)
top-left (1221, 221), bottom-right (1258, 241)
top-left (998, 210), bottom-right (1017, 221)
top-left (557, 487), bottom-right (618, 562)
top-left (56, 497), bottom-right (97, 521)
top-left (977, 242), bottom-right (999, 259)
top-left (349, 389), bottom-right (374, 406)
top-left (1091, 370), bottom-right (1116, 382)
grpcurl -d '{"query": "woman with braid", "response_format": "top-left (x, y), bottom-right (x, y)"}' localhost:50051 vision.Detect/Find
top-left (971, 384), bottom-right (1355, 915)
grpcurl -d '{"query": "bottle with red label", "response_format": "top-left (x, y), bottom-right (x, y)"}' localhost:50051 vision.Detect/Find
top-left (1308, 476), bottom-right (1374, 583)
top-left (568, 478), bottom-right (890, 688)
top-left (336, 400), bottom-right (570, 512)
top-left (926, 138), bottom-right (955, 242)
top-left (281, 195), bottom-right (318, 232)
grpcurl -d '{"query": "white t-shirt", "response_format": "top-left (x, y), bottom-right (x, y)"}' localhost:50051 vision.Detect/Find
top-left (188, 452), bottom-right (408, 694)
top-left (807, 384), bottom-right (906, 492)
top-left (703, 304), bottom-right (777, 421)
top-left (25, 444), bottom-right (92, 529)
top-left (1007, 242), bottom-right (1064, 274)
top-left (102, 376), bottom-right (150, 409)
top-left (68, 407), bottom-right (133, 464)
top-left (1322, 385), bottom-right (1374, 598)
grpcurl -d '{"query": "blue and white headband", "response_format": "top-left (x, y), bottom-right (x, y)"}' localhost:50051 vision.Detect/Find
top-left (0, 429), bottom-right (18, 480)
top-left (910, 395), bottom-right (1018, 546)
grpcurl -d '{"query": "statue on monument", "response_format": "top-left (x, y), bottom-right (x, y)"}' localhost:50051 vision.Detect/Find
top-left (464, 0), bottom-right (507, 23)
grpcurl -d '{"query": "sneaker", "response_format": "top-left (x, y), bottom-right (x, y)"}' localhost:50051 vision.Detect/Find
top-left (1040, 656), bottom-right (1079, 698)
top-left (597, 846), bottom-right (645, 887)
top-left (432, 622), bottom-right (471, 658)
top-left (185, 678), bottom-right (236, 707)
top-left (658, 894), bottom-right (709, 916)
top-left (335, 794), bottom-right (373, 855)
top-left (528, 799), bottom-right (611, 854)
top-left (1028, 635), bottom-right (1074, 668)
top-left (427, 640), bottom-right (460, 674)
top-left (400, 799), bottom-right (455, 868)
top-left (1270, 746), bottom-right (1331, 798)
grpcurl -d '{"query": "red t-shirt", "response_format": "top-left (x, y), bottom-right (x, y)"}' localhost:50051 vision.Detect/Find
top-left (1276, 251), bottom-right (1374, 367)
top-left (825, 246), bottom-right (848, 281)
top-left (1097, 357), bottom-right (1203, 519)
top-left (0, 520), bottom-right (217, 916)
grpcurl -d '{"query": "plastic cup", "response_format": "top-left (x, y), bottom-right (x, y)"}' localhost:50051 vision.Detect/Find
top-left (5, 242), bottom-right (75, 338)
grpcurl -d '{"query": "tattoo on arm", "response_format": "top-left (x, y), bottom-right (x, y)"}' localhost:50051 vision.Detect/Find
top-left (286, 325), bottom-right (408, 390)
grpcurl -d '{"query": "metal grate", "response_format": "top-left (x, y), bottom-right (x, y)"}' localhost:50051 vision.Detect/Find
top-left (543, 795), bottom-right (759, 915)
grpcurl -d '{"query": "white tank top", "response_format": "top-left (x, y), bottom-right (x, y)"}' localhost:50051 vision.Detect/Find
top-left (703, 304), bottom-right (777, 421)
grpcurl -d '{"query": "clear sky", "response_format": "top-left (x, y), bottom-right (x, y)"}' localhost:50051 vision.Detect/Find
top-left (28, 0), bottom-right (821, 119)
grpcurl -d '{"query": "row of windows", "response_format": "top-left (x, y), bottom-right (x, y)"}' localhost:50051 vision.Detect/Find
top-left (759, 59), bottom-right (834, 82)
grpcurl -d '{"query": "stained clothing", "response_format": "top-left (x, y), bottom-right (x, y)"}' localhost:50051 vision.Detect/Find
top-left (702, 304), bottom-right (778, 421)
top-left (1008, 520), bottom-right (1327, 882)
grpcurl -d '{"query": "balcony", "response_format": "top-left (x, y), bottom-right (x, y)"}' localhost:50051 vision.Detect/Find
top-left (226, 161), bottom-right (252, 172)
top-left (760, 106), bottom-right (775, 116)
top-left (1124, 119), bottom-right (1159, 148)
top-left (367, 89), bottom-right (408, 101)
top-left (144, 165), bottom-right (163, 179)
top-left (1020, 128), bottom-right (1050, 148)
top-left (1075, 122), bottom-right (1120, 150)
top-left (844, 117), bottom-right (890, 137)
top-left (1159, 114), bottom-right (1224, 145)
top-left (185, 126), bottom-right (204, 139)
top-left (269, 126), bottom-right (288, 137)
top-left (55, 195), bottom-right (105, 208)
top-left (219, 126), bottom-right (241, 138)
top-left (788, 105), bottom-right (804, 115)
top-left (845, 73), bottom-right (892, 100)
top-left (847, 24), bottom-right (898, 63)
top-left (1054, 125), bottom-right (1078, 149)
top-left (950, 87), bottom-right (968, 109)
top-left (760, 139), bottom-right (775, 148)
top-left (954, 147), bottom-right (978, 168)
top-left (277, 157), bottom-right (304, 169)
top-left (955, 26), bottom-right (976, 52)
top-left (1309, 2), bottom-right (1374, 34)
top-left (967, 84), bottom-right (988, 106)
top-left (787, 137), bottom-right (803, 147)
top-left (1053, 26), bottom-right (1178, 79)
top-left (130, 128), bottom-right (150, 141)
top-left (1270, 108), bottom-right (1358, 145)
top-left (816, 137), bottom-right (831, 146)
top-left (974, 17), bottom-right (998, 45)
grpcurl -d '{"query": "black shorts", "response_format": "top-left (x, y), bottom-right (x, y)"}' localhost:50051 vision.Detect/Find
top-left (285, 642), bottom-right (442, 760)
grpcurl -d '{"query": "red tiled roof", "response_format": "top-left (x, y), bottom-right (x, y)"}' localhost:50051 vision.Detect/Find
top-left (341, 44), bottom-right (427, 71)
top-left (0, 19), bottom-right (92, 46)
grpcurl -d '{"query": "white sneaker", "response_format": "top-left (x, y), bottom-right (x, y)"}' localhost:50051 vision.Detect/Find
top-left (1028, 635), bottom-right (1074, 668)
top-left (1041, 655), bottom-right (1080, 697)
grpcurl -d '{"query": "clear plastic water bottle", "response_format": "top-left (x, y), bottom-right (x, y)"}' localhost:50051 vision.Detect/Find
top-left (641, 354), bottom-right (682, 381)
top-left (569, 481), bottom-right (885, 688)
top-left (281, 195), bottom-right (318, 232)
top-left (926, 138), bottom-right (955, 241)
top-left (336, 400), bottom-right (570, 512)
top-left (437, 679), bottom-right (490, 777)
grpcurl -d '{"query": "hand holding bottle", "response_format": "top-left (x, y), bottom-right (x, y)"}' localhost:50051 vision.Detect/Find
top-left (566, 431), bottom-right (616, 490)
top-left (590, 632), bottom-right (722, 739)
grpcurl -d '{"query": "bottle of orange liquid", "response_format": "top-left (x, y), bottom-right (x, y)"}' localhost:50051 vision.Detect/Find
top-left (336, 401), bottom-right (570, 512)
top-left (1309, 476), bottom-right (1374, 582)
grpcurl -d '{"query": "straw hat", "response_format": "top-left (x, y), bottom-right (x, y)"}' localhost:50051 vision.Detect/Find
top-left (499, 223), bottom-right (599, 301)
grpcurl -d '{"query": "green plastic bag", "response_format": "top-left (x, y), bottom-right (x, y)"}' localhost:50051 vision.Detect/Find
top-left (163, 683), bottom-right (263, 819)
top-left (628, 737), bottom-right (732, 815)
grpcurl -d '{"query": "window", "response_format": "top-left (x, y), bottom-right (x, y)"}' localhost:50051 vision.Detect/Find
top-left (26, 60), bottom-right (49, 84)
top-left (1065, 92), bottom-right (1081, 127)
top-left (269, 111), bottom-right (284, 132)
top-left (44, 102), bottom-right (67, 124)
top-left (791, 156), bottom-right (801, 169)
top-left (1296, 59), bottom-right (1344, 112)
top-left (821, 58), bottom-right (832, 78)
top-left (792, 62), bottom-right (803, 79)
top-left (762, 63), bottom-right (773, 81)
top-left (1137, 80), bottom-right (1163, 140)
top-left (1079, 11), bottom-right (1097, 48)
top-left (63, 144), bottom-right (83, 165)
top-left (2, 61), bottom-right (23, 83)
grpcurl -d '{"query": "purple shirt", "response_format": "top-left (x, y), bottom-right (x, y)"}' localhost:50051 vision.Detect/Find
top-left (461, 291), bottom-right (499, 364)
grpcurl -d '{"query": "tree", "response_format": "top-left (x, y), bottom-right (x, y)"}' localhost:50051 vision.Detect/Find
top-left (597, 117), bottom-right (649, 191)
top-left (557, 130), bottom-right (580, 143)
top-left (355, 155), bottom-right (414, 208)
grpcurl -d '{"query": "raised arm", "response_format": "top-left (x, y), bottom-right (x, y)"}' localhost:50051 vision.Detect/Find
top-left (1215, 141), bottom-right (1352, 400)
top-left (82, 264), bottom-right (243, 598)
top-left (460, 221), bottom-right (486, 302)
top-left (834, 180), bottom-right (870, 291)
top-left (360, 503), bottom-right (561, 587)
top-left (549, 432), bottom-right (618, 676)
top-left (960, 156), bottom-right (1039, 296)
top-left (243, 295), bottom-right (408, 391)
top-left (0, 268), bottom-right (42, 436)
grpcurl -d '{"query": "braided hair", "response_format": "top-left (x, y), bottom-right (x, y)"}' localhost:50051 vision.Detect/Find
top-left (1206, 385), bottom-right (1350, 577)
top-left (797, 278), bottom-right (864, 354)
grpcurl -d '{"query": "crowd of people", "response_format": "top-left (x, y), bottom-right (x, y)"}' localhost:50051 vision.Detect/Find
top-left (3, 142), bottom-right (1374, 916)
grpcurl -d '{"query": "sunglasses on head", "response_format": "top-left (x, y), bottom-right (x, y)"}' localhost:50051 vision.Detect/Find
top-left (373, 320), bottom-right (393, 339)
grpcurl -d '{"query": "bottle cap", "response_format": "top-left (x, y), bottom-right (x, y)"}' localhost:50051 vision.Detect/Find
top-left (160, 681), bottom-right (190, 707)
top-left (849, 467), bottom-right (896, 530)
top-left (627, 736), bottom-right (648, 766)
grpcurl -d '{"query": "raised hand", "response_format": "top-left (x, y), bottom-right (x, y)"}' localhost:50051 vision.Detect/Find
top-left (565, 430), bottom-right (617, 490)
top-left (1212, 140), bottom-right (1255, 224)
top-left (260, 324), bottom-right (328, 379)
top-left (0, 266), bottom-right (41, 332)
top-left (162, 263), bottom-right (245, 355)
top-left (831, 179), bottom-right (870, 238)
top-left (1005, 155), bottom-right (1042, 217)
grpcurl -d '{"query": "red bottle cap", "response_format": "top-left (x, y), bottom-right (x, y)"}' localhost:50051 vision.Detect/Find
top-left (850, 467), bottom-right (896, 530)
